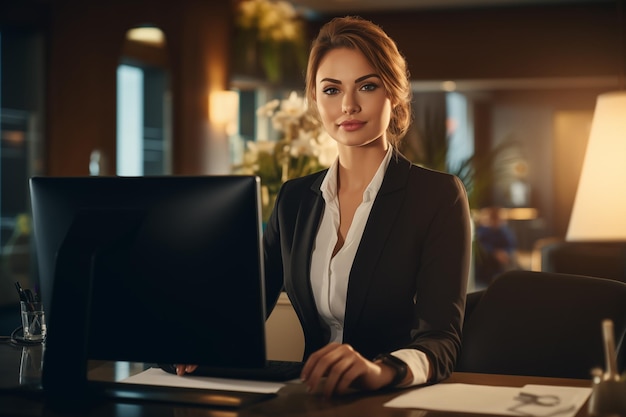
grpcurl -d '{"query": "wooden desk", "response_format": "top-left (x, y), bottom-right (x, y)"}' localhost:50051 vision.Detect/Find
top-left (0, 342), bottom-right (593, 417)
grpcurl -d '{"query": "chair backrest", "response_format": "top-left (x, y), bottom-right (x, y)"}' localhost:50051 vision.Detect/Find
top-left (457, 270), bottom-right (626, 379)
top-left (539, 240), bottom-right (626, 282)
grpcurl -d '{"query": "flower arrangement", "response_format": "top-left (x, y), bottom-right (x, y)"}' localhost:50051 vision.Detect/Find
top-left (234, 0), bottom-right (308, 82)
top-left (234, 91), bottom-right (337, 221)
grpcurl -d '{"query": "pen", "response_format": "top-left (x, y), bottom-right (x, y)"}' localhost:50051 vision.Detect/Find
top-left (14, 282), bottom-right (38, 311)
top-left (602, 319), bottom-right (619, 381)
top-left (14, 281), bottom-right (27, 302)
top-left (24, 289), bottom-right (36, 311)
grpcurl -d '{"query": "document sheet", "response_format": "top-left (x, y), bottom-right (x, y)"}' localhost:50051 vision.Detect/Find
top-left (384, 383), bottom-right (592, 417)
top-left (120, 367), bottom-right (285, 394)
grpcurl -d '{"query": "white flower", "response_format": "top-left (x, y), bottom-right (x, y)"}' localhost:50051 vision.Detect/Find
top-left (235, 90), bottom-right (336, 191)
top-left (274, 20), bottom-right (300, 42)
top-left (314, 131), bottom-right (339, 166)
top-left (245, 140), bottom-right (275, 157)
top-left (277, 91), bottom-right (307, 117)
top-left (237, 0), bottom-right (301, 42)
top-left (256, 99), bottom-right (280, 118)
top-left (289, 136), bottom-right (315, 158)
top-left (235, 0), bottom-right (306, 83)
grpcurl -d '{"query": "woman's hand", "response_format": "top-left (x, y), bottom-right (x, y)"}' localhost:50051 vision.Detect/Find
top-left (300, 343), bottom-right (399, 398)
top-left (175, 364), bottom-right (198, 376)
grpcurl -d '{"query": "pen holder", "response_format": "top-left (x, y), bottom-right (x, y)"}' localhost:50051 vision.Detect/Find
top-left (20, 301), bottom-right (47, 342)
top-left (19, 345), bottom-right (44, 385)
top-left (588, 376), bottom-right (626, 416)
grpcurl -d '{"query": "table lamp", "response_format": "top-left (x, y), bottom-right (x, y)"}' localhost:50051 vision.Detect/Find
top-left (565, 91), bottom-right (626, 243)
top-left (567, 0), bottom-right (626, 241)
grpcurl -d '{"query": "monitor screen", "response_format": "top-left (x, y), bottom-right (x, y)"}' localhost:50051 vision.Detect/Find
top-left (29, 175), bottom-right (267, 369)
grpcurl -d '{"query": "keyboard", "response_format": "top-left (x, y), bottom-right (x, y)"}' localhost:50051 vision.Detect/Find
top-left (159, 360), bottom-right (304, 382)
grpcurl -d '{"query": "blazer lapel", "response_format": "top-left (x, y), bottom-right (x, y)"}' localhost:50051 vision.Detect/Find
top-left (343, 153), bottom-right (412, 340)
top-left (289, 174), bottom-right (327, 349)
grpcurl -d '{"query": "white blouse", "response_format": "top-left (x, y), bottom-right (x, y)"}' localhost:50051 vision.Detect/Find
top-left (309, 148), bottom-right (429, 386)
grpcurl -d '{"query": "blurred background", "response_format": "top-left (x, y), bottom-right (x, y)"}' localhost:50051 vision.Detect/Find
top-left (0, 0), bottom-right (624, 334)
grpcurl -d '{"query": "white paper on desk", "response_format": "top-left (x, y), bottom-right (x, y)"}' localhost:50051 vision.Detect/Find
top-left (119, 367), bottom-right (284, 394)
top-left (385, 383), bottom-right (592, 417)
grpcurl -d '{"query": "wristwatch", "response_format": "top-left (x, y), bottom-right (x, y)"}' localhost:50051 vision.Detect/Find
top-left (374, 353), bottom-right (408, 387)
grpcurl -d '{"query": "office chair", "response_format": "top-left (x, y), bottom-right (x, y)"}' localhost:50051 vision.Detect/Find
top-left (538, 240), bottom-right (626, 283)
top-left (463, 289), bottom-right (484, 324)
top-left (457, 270), bottom-right (626, 379)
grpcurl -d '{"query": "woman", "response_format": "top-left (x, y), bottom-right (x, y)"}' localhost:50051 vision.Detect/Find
top-left (181, 16), bottom-right (471, 398)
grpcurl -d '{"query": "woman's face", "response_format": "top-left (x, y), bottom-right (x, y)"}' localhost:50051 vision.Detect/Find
top-left (314, 47), bottom-right (392, 149)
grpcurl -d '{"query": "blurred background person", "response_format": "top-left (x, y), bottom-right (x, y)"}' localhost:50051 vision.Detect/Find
top-left (474, 206), bottom-right (517, 288)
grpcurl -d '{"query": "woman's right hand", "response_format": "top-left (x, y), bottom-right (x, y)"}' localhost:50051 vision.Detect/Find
top-left (300, 343), bottom-right (398, 398)
top-left (175, 364), bottom-right (198, 376)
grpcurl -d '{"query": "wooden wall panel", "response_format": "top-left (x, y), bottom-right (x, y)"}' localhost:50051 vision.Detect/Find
top-left (311, 2), bottom-right (621, 81)
top-left (46, 0), bottom-right (233, 176)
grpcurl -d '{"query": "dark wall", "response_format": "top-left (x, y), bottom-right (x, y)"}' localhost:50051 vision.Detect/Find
top-left (310, 2), bottom-right (622, 81)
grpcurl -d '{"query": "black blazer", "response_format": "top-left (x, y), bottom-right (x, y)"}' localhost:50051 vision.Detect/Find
top-left (263, 151), bottom-right (472, 383)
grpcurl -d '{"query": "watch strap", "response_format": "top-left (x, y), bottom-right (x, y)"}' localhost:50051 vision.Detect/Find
top-left (374, 353), bottom-right (408, 387)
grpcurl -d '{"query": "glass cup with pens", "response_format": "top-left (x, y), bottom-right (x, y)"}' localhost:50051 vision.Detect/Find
top-left (15, 282), bottom-right (47, 342)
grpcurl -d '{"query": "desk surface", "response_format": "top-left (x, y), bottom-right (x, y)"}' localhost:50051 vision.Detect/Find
top-left (0, 342), bottom-right (593, 417)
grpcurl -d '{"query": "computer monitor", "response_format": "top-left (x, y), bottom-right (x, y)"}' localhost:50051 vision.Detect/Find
top-left (29, 176), bottom-right (267, 390)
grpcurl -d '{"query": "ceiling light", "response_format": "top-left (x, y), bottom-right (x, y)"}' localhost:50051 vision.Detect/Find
top-left (126, 27), bottom-right (165, 46)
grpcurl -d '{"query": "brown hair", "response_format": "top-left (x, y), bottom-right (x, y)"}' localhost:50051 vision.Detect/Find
top-left (305, 16), bottom-right (412, 146)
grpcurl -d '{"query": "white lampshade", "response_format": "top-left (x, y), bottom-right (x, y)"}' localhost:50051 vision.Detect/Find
top-left (566, 91), bottom-right (626, 241)
top-left (210, 90), bottom-right (239, 125)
